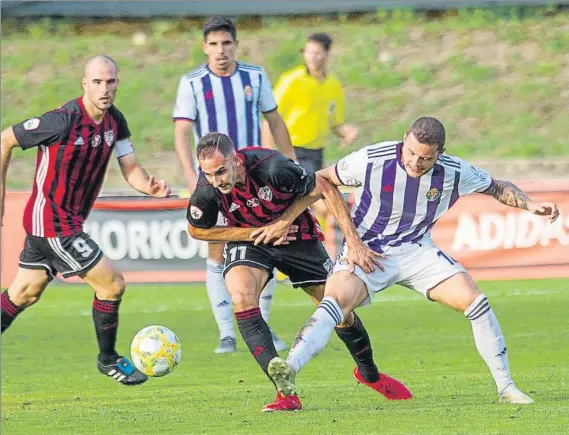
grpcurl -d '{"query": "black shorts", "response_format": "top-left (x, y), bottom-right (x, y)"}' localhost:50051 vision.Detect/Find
top-left (222, 240), bottom-right (333, 288)
top-left (19, 232), bottom-right (103, 279)
top-left (294, 147), bottom-right (324, 173)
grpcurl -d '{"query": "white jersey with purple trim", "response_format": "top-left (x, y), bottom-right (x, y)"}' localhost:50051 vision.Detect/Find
top-left (335, 141), bottom-right (492, 251)
top-left (172, 62), bottom-right (277, 149)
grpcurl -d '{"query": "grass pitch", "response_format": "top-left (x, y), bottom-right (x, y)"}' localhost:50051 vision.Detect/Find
top-left (2, 278), bottom-right (568, 434)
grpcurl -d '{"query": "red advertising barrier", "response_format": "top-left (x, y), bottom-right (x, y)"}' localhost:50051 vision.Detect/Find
top-left (2, 180), bottom-right (568, 287)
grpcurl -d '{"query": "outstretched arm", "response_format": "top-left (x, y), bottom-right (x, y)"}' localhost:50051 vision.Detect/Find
top-left (482, 179), bottom-right (559, 222)
top-left (188, 224), bottom-right (258, 242)
top-left (118, 152), bottom-right (171, 198)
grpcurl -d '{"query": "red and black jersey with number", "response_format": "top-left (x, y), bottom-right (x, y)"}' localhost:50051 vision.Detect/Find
top-left (187, 148), bottom-right (324, 241)
top-left (12, 97), bottom-right (134, 237)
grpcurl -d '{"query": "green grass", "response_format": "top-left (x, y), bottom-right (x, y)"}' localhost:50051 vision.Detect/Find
top-left (1, 8), bottom-right (569, 188)
top-left (2, 278), bottom-right (569, 434)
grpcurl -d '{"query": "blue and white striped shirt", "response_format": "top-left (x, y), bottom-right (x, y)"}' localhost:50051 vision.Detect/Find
top-left (335, 141), bottom-right (492, 251)
top-left (173, 62), bottom-right (277, 149)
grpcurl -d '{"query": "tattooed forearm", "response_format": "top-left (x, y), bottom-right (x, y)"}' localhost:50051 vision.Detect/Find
top-left (482, 179), bottom-right (532, 210)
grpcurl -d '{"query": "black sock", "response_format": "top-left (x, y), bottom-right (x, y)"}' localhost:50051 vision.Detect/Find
top-left (92, 296), bottom-right (121, 364)
top-left (235, 307), bottom-right (278, 379)
top-left (1, 290), bottom-right (23, 333)
top-left (335, 312), bottom-right (380, 383)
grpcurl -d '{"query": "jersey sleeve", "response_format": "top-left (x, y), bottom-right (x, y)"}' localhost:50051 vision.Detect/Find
top-left (332, 81), bottom-right (346, 127)
top-left (12, 110), bottom-right (73, 150)
top-left (267, 154), bottom-right (316, 197)
top-left (186, 176), bottom-right (221, 229)
top-left (112, 108), bottom-right (135, 158)
top-left (172, 75), bottom-right (197, 121)
top-left (334, 147), bottom-right (369, 187)
top-left (258, 67), bottom-right (278, 114)
top-left (458, 159), bottom-right (493, 195)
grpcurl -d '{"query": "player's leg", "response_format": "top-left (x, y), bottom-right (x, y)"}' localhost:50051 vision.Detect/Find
top-left (206, 242), bottom-right (237, 353)
top-left (300, 282), bottom-right (379, 381)
top-left (2, 235), bottom-right (56, 333)
top-left (1, 268), bottom-right (52, 333)
top-left (428, 273), bottom-right (532, 404)
top-left (48, 231), bottom-right (145, 385)
top-left (259, 278), bottom-right (287, 351)
top-left (403, 239), bottom-right (532, 404)
top-left (80, 254), bottom-right (147, 385)
top-left (274, 241), bottom-right (411, 400)
top-left (223, 243), bottom-right (279, 378)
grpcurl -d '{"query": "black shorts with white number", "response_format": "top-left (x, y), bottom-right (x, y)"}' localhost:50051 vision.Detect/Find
top-left (19, 232), bottom-right (103, 279)
top-left (223, 240), bottom-right (333, 288)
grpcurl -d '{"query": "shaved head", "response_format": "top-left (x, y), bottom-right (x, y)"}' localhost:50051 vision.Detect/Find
top-left (84, 55), bottom-right (118, 77)
top-left (81, 55), bottom-right (119, 120)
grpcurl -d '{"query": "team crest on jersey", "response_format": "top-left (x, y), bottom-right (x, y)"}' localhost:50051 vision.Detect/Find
top-left (244, 85), bottom-right (253, 102)
top-left (92, 134), bottom-right (102, 147)
top-left (104, 130), bottom-right (114, 146)
top-left (246, 198), bottom-right (260, 208)
top-left (339, 159), bottom-right (348, 170)
top-left (190, 205), bottom-right (203, 220)
top-left (258, 186), bottom-right (273, 201)
top-left (229, 203), bottom-right (240, 212)
top-left (23, 118), bottom-right (40, 131)
top-left (426, 187), bottom-right (441, 202)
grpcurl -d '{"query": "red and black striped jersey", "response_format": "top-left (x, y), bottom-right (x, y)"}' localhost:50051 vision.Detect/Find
top-left (187, 148), bottom-right (323, 241)
top-left (12, 97), bottom-right (134, 237)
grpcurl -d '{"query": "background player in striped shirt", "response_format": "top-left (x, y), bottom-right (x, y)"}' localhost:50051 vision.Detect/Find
top-left (173, 17), bottom-right (295, 354)
top-left (186, 132), bottom-right (411, 411)
top-left (265, 117), bottom-right (559, 405)
top-left (0, 55), bottom-right (170, 386)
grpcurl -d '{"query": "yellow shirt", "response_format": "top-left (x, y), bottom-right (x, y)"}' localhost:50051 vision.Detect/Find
top-left (274, 65), bottom-right (345, 150)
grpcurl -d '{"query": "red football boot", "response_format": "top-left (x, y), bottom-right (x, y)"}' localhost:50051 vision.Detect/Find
top-left (354, 367), bottom-right (413, 400)
top-left (262, 391), bottom-right (303, 412)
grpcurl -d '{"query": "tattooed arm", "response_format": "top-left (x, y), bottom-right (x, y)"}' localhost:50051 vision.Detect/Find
top-left (482, 179), bottom-right (560, 222)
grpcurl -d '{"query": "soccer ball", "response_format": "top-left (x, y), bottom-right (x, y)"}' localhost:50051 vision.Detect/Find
top-left (130, 325), bottom-right (182, 377)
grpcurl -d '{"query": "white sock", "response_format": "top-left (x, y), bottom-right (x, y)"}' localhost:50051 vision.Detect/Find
top-left (206, 259), bottom-right (236, 340)
top-left (464, 294), bottom-right (514, 394)
top-left (260, 273), bottom-right (276, 324)
top-left (286, 296), bottom-right (344, 373)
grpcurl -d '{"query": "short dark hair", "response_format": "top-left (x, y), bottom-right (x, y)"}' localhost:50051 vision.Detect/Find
top-left (406, 117), bottom-right (446, 151)
top-left (196, 132), bottom-right (235, 160)
top-left (203, 16), bottom-right (237, 41)
top-left (307, 33), bottom-right (333, 51)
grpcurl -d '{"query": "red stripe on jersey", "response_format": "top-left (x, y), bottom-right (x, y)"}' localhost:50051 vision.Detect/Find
top-left (79, 115), bottom-right (115, 220)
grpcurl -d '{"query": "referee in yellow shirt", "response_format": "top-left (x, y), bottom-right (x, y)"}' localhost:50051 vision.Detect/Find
top-left (263, 33), bottom-right (358, 237)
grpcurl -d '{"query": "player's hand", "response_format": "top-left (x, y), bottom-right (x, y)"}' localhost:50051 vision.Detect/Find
top-left (148, 176), bottom-right (171, 198)
top-left (340, 124), bottom-right (359, 147)
top-left (346, 239), bottom-right (385, 274)
top-left (250, 222), bottom-right (299, 246)
top-left (528, 201), bottom-right (559, 223)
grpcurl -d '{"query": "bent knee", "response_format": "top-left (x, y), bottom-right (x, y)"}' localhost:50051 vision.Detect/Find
top-left (231, 290), bottom-right (259, 312)
top-left (97, 273), bottom-right (126, 300)
top-left (9, 280), bottom-right (49, 308)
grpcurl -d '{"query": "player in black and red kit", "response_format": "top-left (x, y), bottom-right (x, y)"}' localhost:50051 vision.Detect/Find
top-left (0, 55), bottom-right (170, 385)
top-left (187, 132), bottom-right (411, 411)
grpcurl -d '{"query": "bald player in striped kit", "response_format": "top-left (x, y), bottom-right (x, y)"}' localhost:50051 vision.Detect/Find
top-left (261, 117), bottom-right (559, 407)
top-left (173, 17), bottom-right (295, 353)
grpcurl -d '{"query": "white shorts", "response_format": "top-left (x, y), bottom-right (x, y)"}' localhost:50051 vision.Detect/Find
top-left (333, 235), bottom-right (466, 306)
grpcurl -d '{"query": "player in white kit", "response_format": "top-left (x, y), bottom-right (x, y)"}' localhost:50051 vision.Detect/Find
top-left (263, 117), bottom-right (559, 406)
